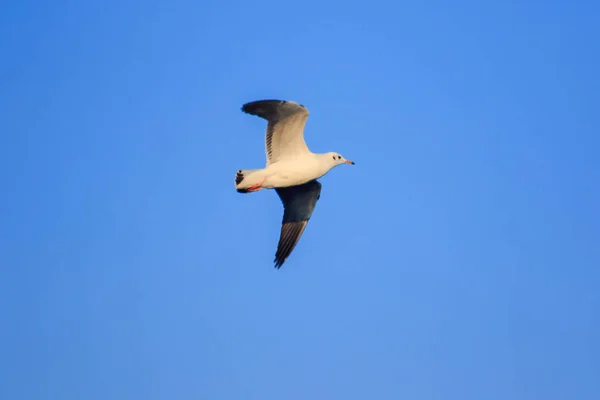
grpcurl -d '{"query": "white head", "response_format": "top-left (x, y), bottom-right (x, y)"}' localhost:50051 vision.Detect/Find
top-left (325, 152), bottom-right (355, 167)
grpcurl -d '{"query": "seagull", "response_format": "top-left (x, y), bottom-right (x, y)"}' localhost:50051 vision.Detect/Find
top-left (235, 99), bottom-right (355, 268)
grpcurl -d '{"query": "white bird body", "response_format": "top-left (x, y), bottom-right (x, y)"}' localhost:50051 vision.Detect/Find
top-left (238, 153), bottom-right (339, 189)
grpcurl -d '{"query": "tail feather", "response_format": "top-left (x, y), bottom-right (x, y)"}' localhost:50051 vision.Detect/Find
top-left (235, 170), bottom-right (245, 185)
top-left (235, 169), bottom-right (261, 193)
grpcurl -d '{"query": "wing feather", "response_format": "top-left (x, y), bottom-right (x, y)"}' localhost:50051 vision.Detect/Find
top-left (242, 100), bottom-right (310, 165)
top-left (273, 180), bottom-right (322, 268)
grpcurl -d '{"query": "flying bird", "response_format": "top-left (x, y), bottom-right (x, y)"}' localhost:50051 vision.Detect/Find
top-left (235, 99), bottom-right (355, 268)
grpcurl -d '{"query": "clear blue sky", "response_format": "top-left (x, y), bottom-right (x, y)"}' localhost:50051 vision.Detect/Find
top-left (1, 1), bottom-right (599, 399)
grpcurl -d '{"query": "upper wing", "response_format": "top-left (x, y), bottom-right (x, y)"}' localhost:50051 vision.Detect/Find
top-left (273, 180), bottom-right (322, 268)
top-left (241, 100), bottom-right (311, 165)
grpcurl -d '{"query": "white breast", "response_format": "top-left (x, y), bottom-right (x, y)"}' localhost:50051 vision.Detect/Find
top-left (262, 156), bottom-right (329, 189)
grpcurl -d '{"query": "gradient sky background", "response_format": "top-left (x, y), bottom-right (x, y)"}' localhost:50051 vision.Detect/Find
top-left (1, 1), bottom-right (599, 399)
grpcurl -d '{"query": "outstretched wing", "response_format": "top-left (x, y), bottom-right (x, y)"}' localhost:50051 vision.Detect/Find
top-left (241, 100), bottom-right (311, 165)
top-left (274, 180), bottom-right (322, 268)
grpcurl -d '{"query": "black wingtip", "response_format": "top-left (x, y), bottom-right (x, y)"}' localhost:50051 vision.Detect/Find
top-left (274, 254), bottom-right (285, 269)
top-left (241, 99), bottom-right (283, 114)
top-left (272, 221), bottom-right (309, 270)
top-left (241, 100), bottom-right (306, 118)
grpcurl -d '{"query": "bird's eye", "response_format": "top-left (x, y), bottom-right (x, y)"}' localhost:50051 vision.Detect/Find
top-left (338, 155), bottom-right (341, 159)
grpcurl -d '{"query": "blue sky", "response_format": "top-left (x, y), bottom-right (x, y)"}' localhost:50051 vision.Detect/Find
top-left (1, 1), bottom-right (599, 399)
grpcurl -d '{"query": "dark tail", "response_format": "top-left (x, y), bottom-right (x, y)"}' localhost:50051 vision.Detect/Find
top-left (235, 169), bottom-right (259, 193)
top-left (235, 170), bottom-right (244, 185)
